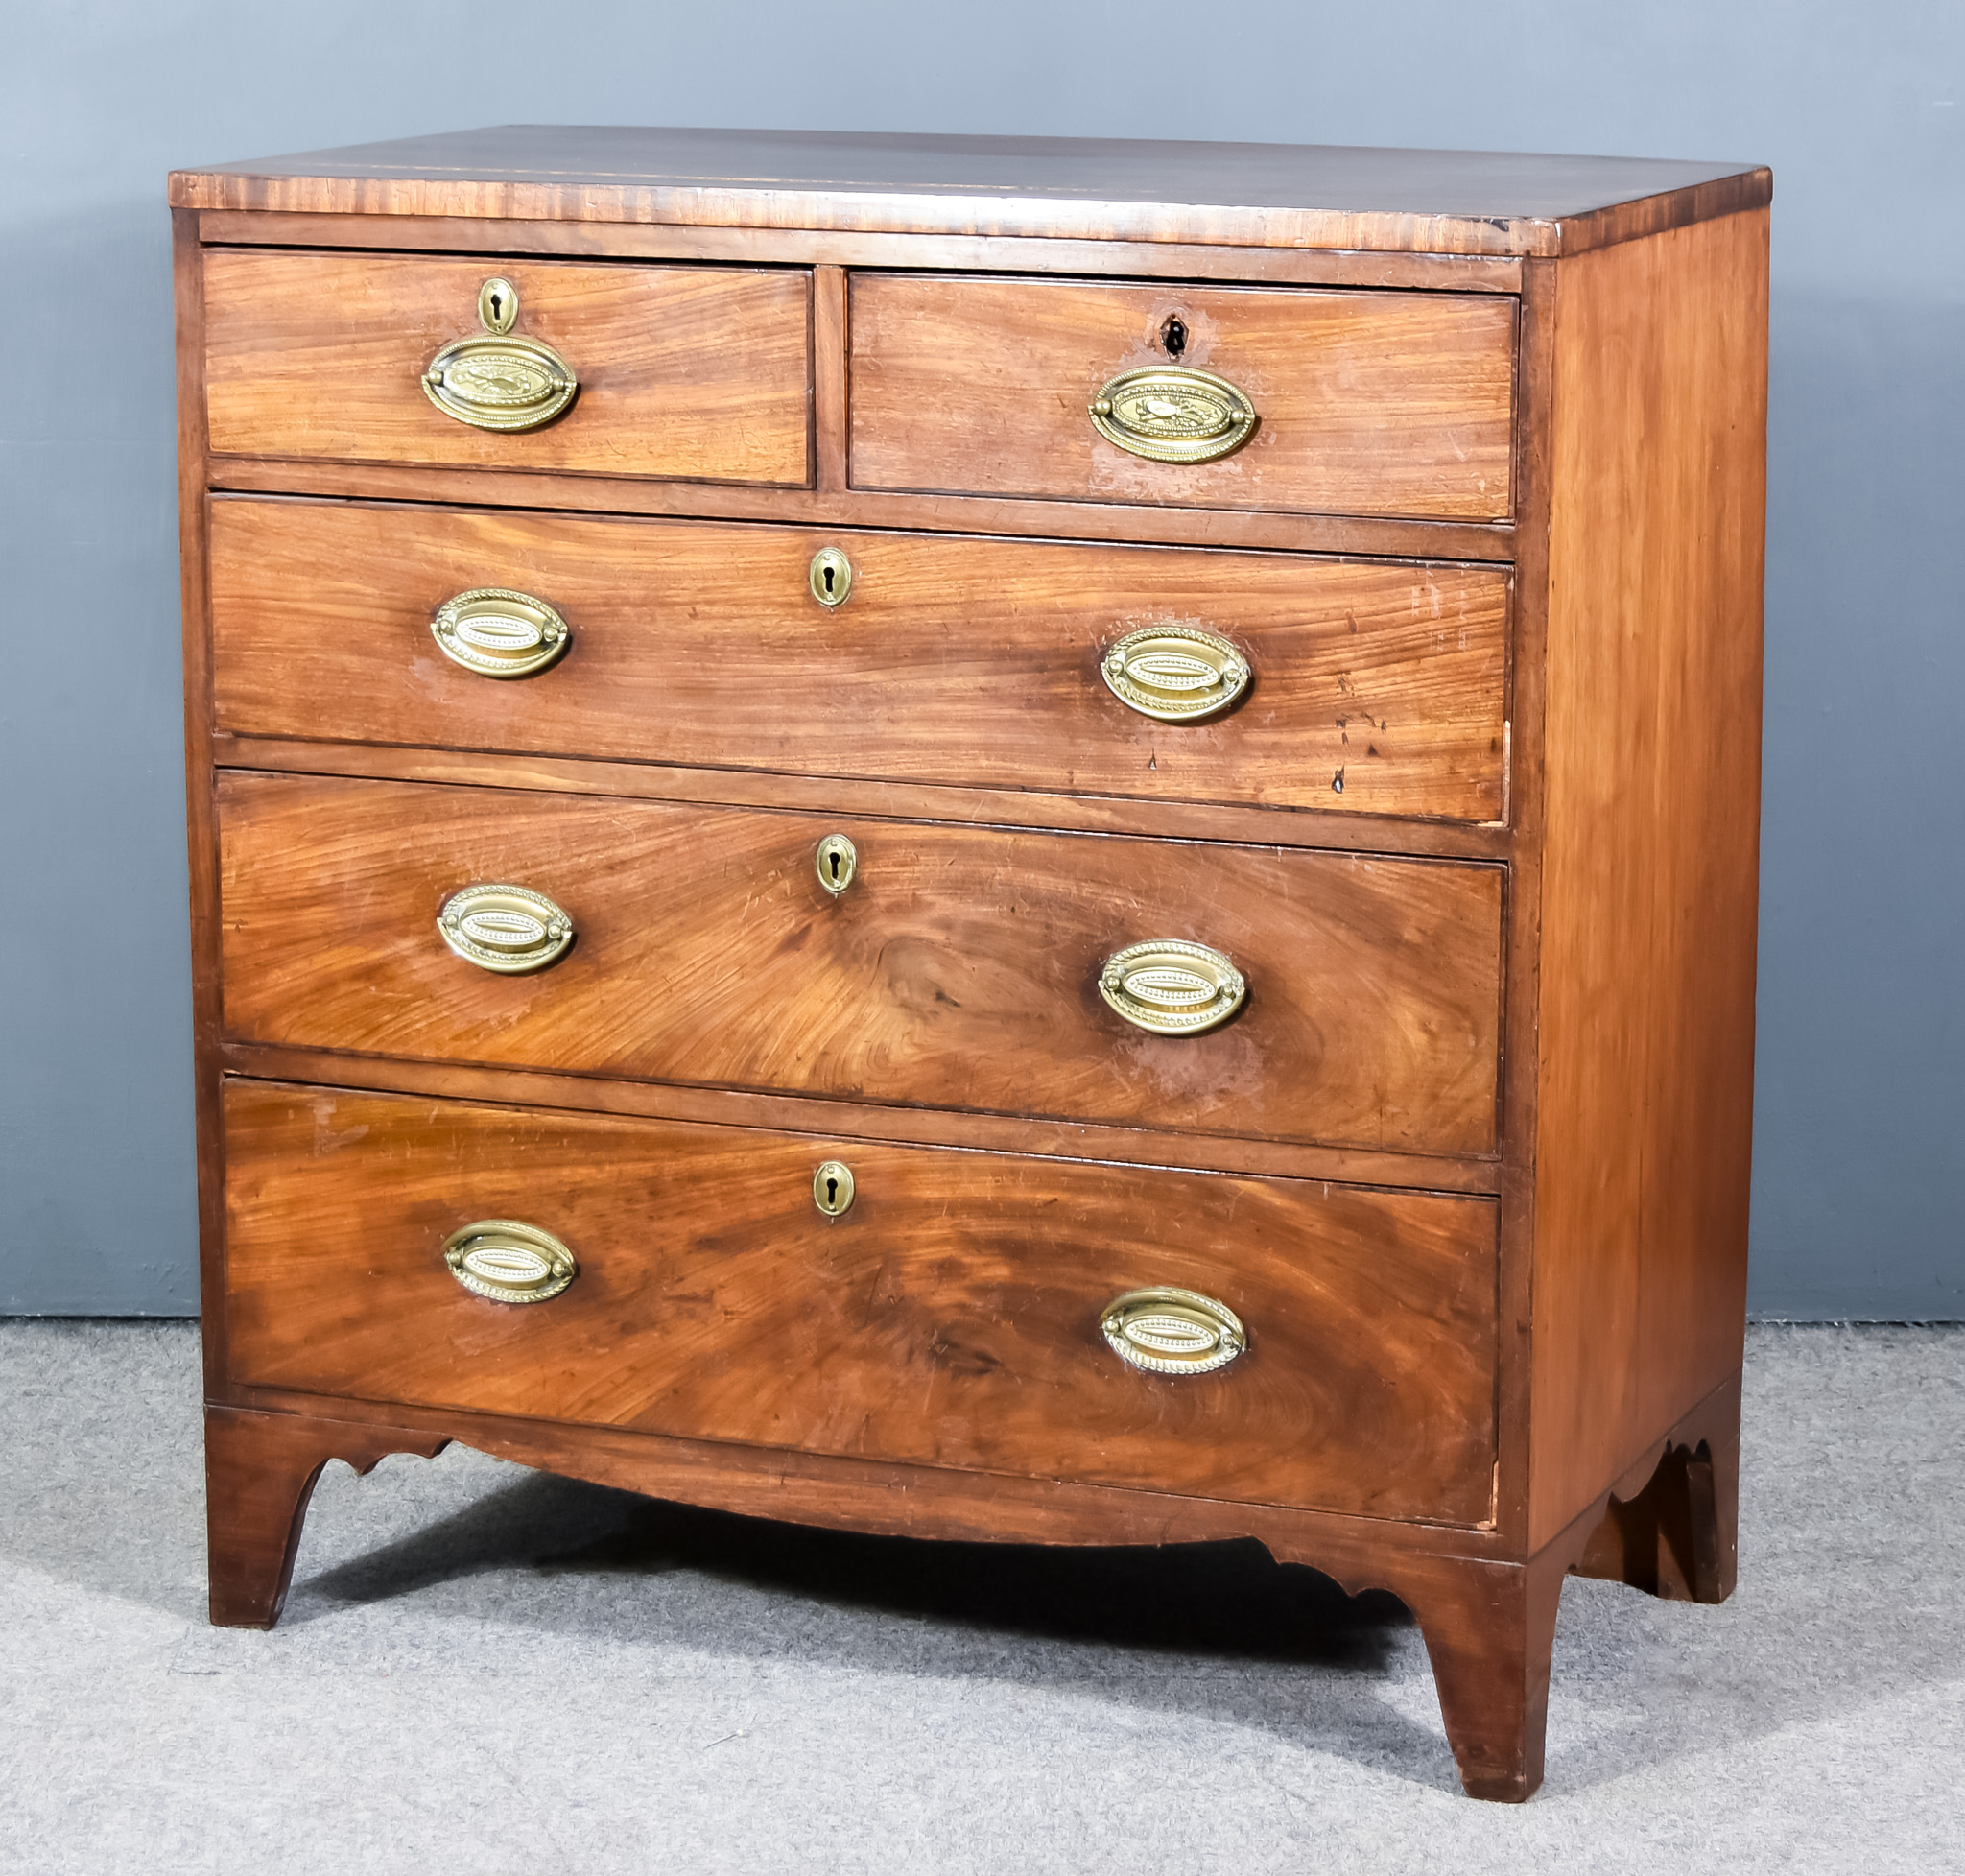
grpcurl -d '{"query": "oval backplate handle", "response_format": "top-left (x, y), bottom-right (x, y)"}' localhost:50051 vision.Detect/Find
top-left (422, 277), bottom-right (578, 432)
top-left (1101, 624), bottom-right (1250, 722)
top-left (442, 1219), bottom-right (578, 1304)
top-left (1099, 939), bottom-right (1246, 1036)
top-left (431, 587), bottom-right (571, 679)
top-left (1101, 1287), bottom-right (1246, 1376)
top-left (438, 883), bottom-right (575, 975)
top-left (1088, 365), bottom-right (1257, 465)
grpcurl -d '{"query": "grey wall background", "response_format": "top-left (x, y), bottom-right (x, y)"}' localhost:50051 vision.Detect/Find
top-left (2, 2), bottom-right (1959, 1317)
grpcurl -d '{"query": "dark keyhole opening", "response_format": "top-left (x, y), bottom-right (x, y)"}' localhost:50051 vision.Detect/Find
top-left (825, 1175), bottom-right (839, 1207)
top-left (828, 850), bottom-right (841, 880)
top-left (488, 288), bottom-right (508, 323)
top-left (1162, 317), bottom-right (1188, 358)
top-left (822, 564), bottom-right (836, 595)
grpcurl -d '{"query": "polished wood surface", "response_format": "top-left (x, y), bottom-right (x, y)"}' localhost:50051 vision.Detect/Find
top-left (211, 733), bottom-right (1512, 862)
top-left (1527, 211), bottom-right (1766, 1549)
top-left (204, 1404), bottom-right (447, 1627)
top-left (215, 1040), bottom-right (1503, 1194)
top-left (175, 207), bottom-right (230, 1398)
top-left (195, 210), bottom-right (1528, 294)
top-left (170, 126), bottom-right (1771, 258)
top-left (851, 275), bottom-right (1516, 522)
top-left (204, 454), bottom-right (1518, 563)
top-left (177, 128), bottom-right (1770, 1803)
top-left (222, 1080), bottom-right (1501, 1523)
top-left (1572, 1371), bottom-right (1740, 1605)
top-left (1488, 255), bottom-right (1557, 1546)
top-left (203, 249), bottom-right (812, 484)
top-left (206, 1350), bottom-right (1741, 1800)
top-left (217, 773), bottom-right (1504, 1154)
top-left (209, 496), bottom-right (1509, 821)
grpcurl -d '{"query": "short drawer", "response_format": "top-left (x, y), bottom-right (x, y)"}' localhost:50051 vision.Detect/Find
top-left (209, 496), bottom-right (1510, 822)
top-left (202, 249), bottom-right (811, 486)
top-left (849, 274), bottom-right (1516, 521)
top-left (217, 775), bottom-right (1503, 1156)
top-left (223, 1080), bottom-right (1500, 1525)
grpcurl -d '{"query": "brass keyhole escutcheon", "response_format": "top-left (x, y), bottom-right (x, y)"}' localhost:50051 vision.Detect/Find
top-left (813, 1160), bottom-right (855, 1218)
top-left (809, 547), bottom-right (853, 608)
top-left (424, 279), bottom-right (577, 432)
top-left (478, 277), bottom-right (520, 334)
top-left (816, 833), bottom-right (857, 896)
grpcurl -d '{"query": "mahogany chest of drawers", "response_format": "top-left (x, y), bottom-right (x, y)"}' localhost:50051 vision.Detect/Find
top-left (171, 129), bottom-right (1769, 1802)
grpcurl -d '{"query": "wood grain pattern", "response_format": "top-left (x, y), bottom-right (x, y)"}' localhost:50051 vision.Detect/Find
top-left (217, 773), bottom-right (1504, 1155)
top-left (211, 733), bottom-right (1513, 861)
top-left (205, 1404), bottom-right (447, 1626)
top-left (222, 1080), bottom-right (1500, 1524)
top-left (1572, 1369), bottom-right (1740, 1604)
top-left (202, 249), bottom-right (812, 485)
top-left (213, 732), bottom-right (1513, 862)
top-left (175, 129), bottom-right (1771, 1802)
top-left (1527, 211), bottom-right (1767, 1548)
top-left (203, 455), bottom-right (1519, 563)
top-left (175, 208), bottom-right (230, 1398)
top-left (1400, 1533), bottom-right (1568, 1801)
top-left (195, 210), bottom-right (1527, 293)
top-left (203, 1347), bottom-right (1738, 1792)
top-left (813, 265), bottom-right (847, 493)
top-left (168, 126), bottom-right (1771, 258)
top-left (851, 275), bottom-right (1516, 522)
top-left (215, 1042), bottom-right (1504, 1196)
top-left (1488, 253), bottom-right (1557, 1549)
top-left (208, 497), bottom-right (1510, 822)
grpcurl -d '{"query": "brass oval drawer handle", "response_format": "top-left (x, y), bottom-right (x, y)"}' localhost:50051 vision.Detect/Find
top-left (1089, 366), bottom-right (1256, 465)
top-left (1101, 625), bottom-right (1250, 722)
top-left (1101, 1287), bottom-right (1245, 1375)
top-left (443, 1219), bottom-right (577, 1305)
top-left (422, 276), bottom-right (578, 433)
top-left (438, 883), bottom-right (575, 974)
top-left (1099, 939), bottom-right (1245, 1035)
top-left (431, 587), bottom-right (571, 679)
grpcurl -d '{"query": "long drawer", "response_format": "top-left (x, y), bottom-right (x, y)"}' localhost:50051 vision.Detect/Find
top-left (202, 249), bottom-right (812, 486)
top-left (209, 496), bottom-right (1510, 822)
top-left (217, 774), bottom-right (1504, 1156)
top-left (850, 274), bottom-right (1517, 521)
top-left (223, 1080), bottom-right (1500, 1524)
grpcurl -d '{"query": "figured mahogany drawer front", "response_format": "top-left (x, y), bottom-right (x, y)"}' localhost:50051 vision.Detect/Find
top-left (849, 274), bottom-right (1517, 522)
top-left (201, 249), bottom-right (812, 486)
top-left (223, 1080), bottom-right (1501, 1524)
top-left (217, 774), bottom-right (1503, 1156)
top-left (210, 496), bottom-right (1511, 822)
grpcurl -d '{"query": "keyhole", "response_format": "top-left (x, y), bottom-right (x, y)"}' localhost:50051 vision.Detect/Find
top-left (808, 547), bottom-right (853, 608)
top-left (813, 1160), bottom-right (855, 1216)
top-left (477, 277), bottom-right (519, 335)
top-left (816, 833), bottom-right (857, 895)
top-left (1162, 316), bottom-right (1188, 358)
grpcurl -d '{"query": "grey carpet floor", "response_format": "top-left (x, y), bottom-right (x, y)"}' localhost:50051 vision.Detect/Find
top-left (0, 1323), bottom-right (1958, 1874)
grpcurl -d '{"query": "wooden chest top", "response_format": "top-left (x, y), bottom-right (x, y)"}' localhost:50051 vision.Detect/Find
top-left (171, 124), bottom-right (1769, 256)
